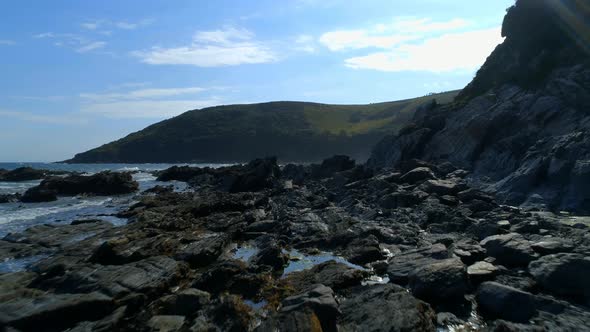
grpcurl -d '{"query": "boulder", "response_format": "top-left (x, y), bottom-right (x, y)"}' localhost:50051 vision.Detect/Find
top-left (251, 245), bottom-right (288, 271)
top-left (0, 292), bottom-right (114, 331)
top-left (152, 288), bottom-right (211, 316)
top-left (408, 258), bottom-right (467, 302)
top-left (528, 253), bottom-right (590, 302)
top-left (147, 315), bottom-right (186, 332)
top-left (530, 239), bottom-right (574, 255)
top-left (467, 261), bottom-right (499, 283)
top-left (280, 284), bottom-right (339, 331)
top-left (420, 179), bottom-right (461, 196)
top-left (387, 243), bottom-right (449, 283)
top-left (339, 284), bottom-right (436, 331)
top-left (285, 261), bottom-right (367, 292)
top-left (399, 167), bottom-right (436, 184)
top-left (156, 166), bottom-right (203, 182)
top-left (476, 281), bottom-right (536, 323)
top-left (0, 193), bottom-right (21, 204)
top-left (20, 187), bottom-right (58, 203)
top-left (480, 233), bottom-right (537, 266)
top-left (229, 157), bottom-right (281, 192)
top-left (311, 155), bottom-right (356, 179)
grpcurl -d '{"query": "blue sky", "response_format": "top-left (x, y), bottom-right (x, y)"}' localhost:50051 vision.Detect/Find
top-left (0, 0), bottom-right (514, 162)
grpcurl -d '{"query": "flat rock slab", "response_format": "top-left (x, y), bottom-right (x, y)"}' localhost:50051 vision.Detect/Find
top-left (476, 281), bottom-right (536, 323)
top-left (387, 243), bottom-right (449, 283)
top-left (408, 258), bottom-right (467, 302)
top-left (528, 253), bottom-right (590, 302)
top-left (339, 284), bottom-right (436, 331)
top-left (0, 291), bottom-right (114, 331)
top-left (480, 233), bottom-right (537, 266)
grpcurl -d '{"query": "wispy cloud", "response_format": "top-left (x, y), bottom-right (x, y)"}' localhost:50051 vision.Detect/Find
top-left (81, 19), bottom-right (154, 31)
top-left (80, 87), bottom-right (207, 102)
top-left (320, 17), bottom-right (470, 51)
top-left (293, 34), bottom-right (316, 53)
top-left (76, 41), bottom-right (106, 53)
top-left (133, 26), bottom-right (277, 67)
top-left (0, 40), bottom-right (15, 45)
top-left (79, 86), bottom-right (221, 118)
top-left (35, 32), bottom-right (106, 54)
top-left (9, 95), bottom-right (67, 102)
top-left (0, 109), bottom-right (88, 125)
top-left (344, 27), bottom-right (503, 72)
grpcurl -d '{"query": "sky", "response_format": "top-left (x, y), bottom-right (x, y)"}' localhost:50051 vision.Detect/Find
top-left (0, 0), bottom-right (515, 162)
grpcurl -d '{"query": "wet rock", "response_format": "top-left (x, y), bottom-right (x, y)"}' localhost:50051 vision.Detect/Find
top-left (151, 288), bottom-right (210, 316)
top-left (25, 171), bottom-right (138, 199)
top-left (480, 233), bottom-right (537, 266)
top-left (0, 167), bottom-right (47, 182)
top-left (156, 166), bottom-right (203, 182)
top-left (20, 187), bottom-right (58, 203)
top-left (0, 193), bottom-right (20, 203)
top-left (528, 253), bottom-right (590, 303)
top-left (467, 261), bottom-right (499, 284)
top-left (476, 281), bottom-right (536, 323)
top-left (452, 240), bottom-right (486, 265)
top-left (339, 284), bottom-right (436, 331)
top-left (147, 315), bottom-right (186, 332)
top-left (245, 219), bottom-right (278, 233)
top-left (257, 308), bottom-right (324, 332)
top-left (280, 284), bottom-right (339, 331)
top-left (285, 261), bottom-right (367, 292)
top-left (408, 258), bottom-right (467, 302)
top-left (386, 243), bottom-right (449, 283)
top-left (175, 234), bottom-right (228, 267)
top-left (399, 167), bottom-right (436, 184)
top-left (530, 239), bottom-right (574, 255)
top-left (0, 292), bottom-right (114, 331)
top-left (251, 245), bottom-right (288, 271)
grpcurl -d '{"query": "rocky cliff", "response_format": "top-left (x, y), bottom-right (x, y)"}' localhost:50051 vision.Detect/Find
top-left (369, 0), bottom-right (590, 213)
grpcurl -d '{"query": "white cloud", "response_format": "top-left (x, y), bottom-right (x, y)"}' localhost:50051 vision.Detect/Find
top-left (133, 26), bottom-right (277, 67)
top-left (80, 87), bottom-right (206, 102)
top-left (81, 22), bottom-right (99, 30)
top-left (0, 110), bottom-right (88, 125)
top-left (80, 99), bottom-right (220, 118)
top-left (344, 27), bottom-right (503, 72)
top-left (81, 19), bottom-right (153, 31)
top-left (76, 41), bottom-right (106, 53)
top-left (0, 40), bottom-right (15, 45)
top-left (319, 17), bottom-right (471, 51)
top-left (294, 34), bottom-right (316, 53)
top-left (79, 86), bottom-right (222, 118)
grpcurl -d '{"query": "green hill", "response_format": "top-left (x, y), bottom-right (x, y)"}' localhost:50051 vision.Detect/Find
top-left (66, 91), bottom-right (459, 163)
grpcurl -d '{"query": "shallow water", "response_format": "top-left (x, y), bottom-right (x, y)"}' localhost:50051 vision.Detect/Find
top-left (0, 254), bottom-right (49, 274)
top-left (282, 249), bottom-right (365, 276)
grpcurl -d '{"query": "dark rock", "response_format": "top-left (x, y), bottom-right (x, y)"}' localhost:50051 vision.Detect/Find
top-left (408, 258), bottom-right (467, 302)
top-left (285, 261), bottom-right (367, 292)
top-left (467, 261), bottom-right (499, 283)
top-left (24, 171), bottom-right (138, 200)
top-left (339, 284), bottom-right (436, 331)
top-left (399, 167), bottom-right (436, 184)
top-left (476, 281), bottom-right (536, 323)
top-left (20, 187), bottom-right (57, 203)
top-left (311, 155), bottom-right (356, 179)
top-left (280, 284), bottom-right (339, 331)
top-left (452, 240), bottom-right (486, 265)
top-left (0, 292), bottom-right (114, 331)
top-left (0, 193), bottom-right (20, 203)
top-left (530, 239), bottom-right (574, 255)
top-left (151, 288), bottom-right (210, 316)
top-left (251, 245), bottom-right (288, 271)
top-left (70, 219), bottom-right (103, 226)
top-left (175, 234), bottom-right (228, 267)
top-left (387, 243), bottom-right (449, 283)
top-left (420, 179), bottom-right (461, 196)
top-left (480, 233), bottom-right (537, 266)
top-left (0, 167), bottom-right (47, 182)
top-left (156, 166), bottom-right (203, 182)
top-left (229, 157), bottom-right (281, 192)
top-left (528, 253), bottom-right (590, 302)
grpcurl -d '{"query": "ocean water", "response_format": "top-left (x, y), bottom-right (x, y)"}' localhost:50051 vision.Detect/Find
top-left (0, 162), bottom-right (226, 238)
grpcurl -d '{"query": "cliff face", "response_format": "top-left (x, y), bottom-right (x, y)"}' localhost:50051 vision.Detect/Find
top-left (369, 0), bottom-right (590, 213)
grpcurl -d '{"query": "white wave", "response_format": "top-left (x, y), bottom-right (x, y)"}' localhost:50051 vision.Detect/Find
top-left (0, 197), bottom-right (112, 225)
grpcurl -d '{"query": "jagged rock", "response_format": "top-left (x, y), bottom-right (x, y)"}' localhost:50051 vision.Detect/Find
top-left (229, 157), bottom-right (281, 192)
top-left (399, 167), bottom-right (436, 184)
top-left (408, 258), bottom-right (467, 302)
top-left (387, 243), bottom-right (449, 283)
top-left (476, 282), bottom-right (536, 323)
top-left (285, 261), bottom-right (367, 292)
top-left (528, 253), bottom-right (590, 302)
top-left (251, 245), bottom-right (288, 271)
top-left (0, 292), bottom-right (114, 331)
top-left (339, 284), bottom-right (436, 331)
top-left (480, 233), bottom-right (537, 266)
top-left (0, 194), bottom-right (20, 204)
top-left (420, 179), bottom-right (462, 196)
top-left (278, 284), bottom-right (339, 331)
top-left (175, 234), bottom-right (228, 267)
top-left (530, 239), bottom-right (574, 255)
top-left (311, 155), bottom-right (356, 179)
top-left (156, 166), bottom-right (204, 182)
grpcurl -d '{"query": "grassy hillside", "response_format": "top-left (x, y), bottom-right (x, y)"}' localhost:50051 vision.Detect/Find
top-left (67, 91), bottom-right (458, 163)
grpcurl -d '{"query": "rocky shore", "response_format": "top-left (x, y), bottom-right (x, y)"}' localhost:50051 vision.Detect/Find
top-left (1, 156), bottom-right (589, 331)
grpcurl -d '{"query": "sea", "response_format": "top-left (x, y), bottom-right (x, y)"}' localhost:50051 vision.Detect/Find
top-left (0, 162), bottom-right (226, 238)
